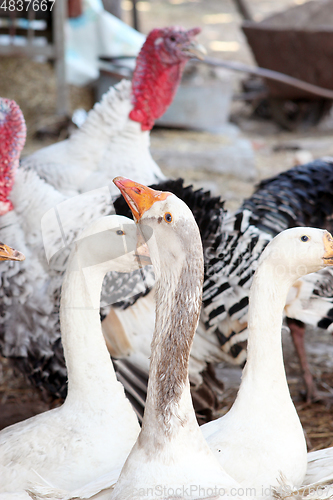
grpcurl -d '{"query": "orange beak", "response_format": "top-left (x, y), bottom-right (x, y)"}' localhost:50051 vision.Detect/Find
top-left (0, 243), bottom-right (25, 262)
top-left (113, 177), bottom-right (171, 221)
top-left (323, 231), bottom-right (333, 264)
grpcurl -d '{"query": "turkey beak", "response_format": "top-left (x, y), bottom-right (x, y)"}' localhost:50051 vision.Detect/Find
top-left (181, 39), bottom-right (207, 60)
top-left (135, 230), bottom-right (151, 266)
top-left (323, 231), bottom-right (333, 265)
top-left (0, 243), bottom-right (25, 262)
top-left (113, 177), bottom-right (170, 221)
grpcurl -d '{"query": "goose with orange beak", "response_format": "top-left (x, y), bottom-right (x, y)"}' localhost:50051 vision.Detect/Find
top-left (0, 215), bottom-right (150, 495)
top-left (0, 243), bottom-right (25, 262)
top-left (110, 176), bottom-right (241, 500)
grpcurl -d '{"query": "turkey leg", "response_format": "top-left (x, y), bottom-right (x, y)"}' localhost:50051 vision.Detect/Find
top-left (287, 317), bottom-right (319, 402)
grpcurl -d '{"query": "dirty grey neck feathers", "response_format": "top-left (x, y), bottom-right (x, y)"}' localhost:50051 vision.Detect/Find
top-left (142, 232), bottom-right (204, 437)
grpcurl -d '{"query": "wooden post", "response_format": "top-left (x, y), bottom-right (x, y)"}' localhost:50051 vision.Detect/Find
top-left (53, 0), bottom-right (70, 116)
top-left (132, 0), bottom-right (139, 32)
top-left (233, 0), bottom-right (252, 21)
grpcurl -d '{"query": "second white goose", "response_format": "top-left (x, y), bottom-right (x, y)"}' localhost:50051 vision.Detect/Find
top-left (201, 227), bottom-right (333, 491)
top-left (0, 215), bottom-right (146, 493)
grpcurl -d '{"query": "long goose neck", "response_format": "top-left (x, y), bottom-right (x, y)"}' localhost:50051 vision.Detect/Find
top-left (141, 244), bottom-right (204, 442)
top-left (239, 260), bottom-right (295, 398)
top-left (61, 250), bottom-right (118, 405)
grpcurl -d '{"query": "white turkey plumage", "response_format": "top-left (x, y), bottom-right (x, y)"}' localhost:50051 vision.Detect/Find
top-left (21, 27), bottom-right (205, 197)
top-left (21, 80), bottom-right (164, 197)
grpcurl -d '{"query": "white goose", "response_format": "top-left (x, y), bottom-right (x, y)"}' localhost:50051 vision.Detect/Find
top-left (109, 177), bottom-right (243, 500)
top-left (201, 227), bottom-right (333, 491)
top-left (0, 215), bottom-right (147, 493)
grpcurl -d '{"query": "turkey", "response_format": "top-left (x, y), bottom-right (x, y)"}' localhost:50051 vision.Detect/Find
top-left (201, 160), bottom-right (333, 403)
top-left (1, 85), bottom-right (222, 423)
top-left (108, 178), bottom-right (227, 421)
top-left (108, 160), bottom-right (333, 419)
top-left (21, 26), bottom-right (204, 197)
top-left (0, 99), bottom-right (123, 401)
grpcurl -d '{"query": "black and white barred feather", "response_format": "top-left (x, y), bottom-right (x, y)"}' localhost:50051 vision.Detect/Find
top-left (201, 159), bottom-right (333, 365)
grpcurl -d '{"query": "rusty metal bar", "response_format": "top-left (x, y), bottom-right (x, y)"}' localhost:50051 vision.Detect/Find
top-left (202, 56), bottom-right (333, 101)
top-left (132, 0), bottom-right (139, 32)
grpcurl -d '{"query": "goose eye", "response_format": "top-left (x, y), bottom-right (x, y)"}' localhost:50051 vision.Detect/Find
top-left (169, 36), bottom-right (176, 42)
top-left (300, 235), bottom-right (309, 242)
top-left (116, 230), bottom-right (125, 235)
top-left (164, 212), bottom-right (173, 223)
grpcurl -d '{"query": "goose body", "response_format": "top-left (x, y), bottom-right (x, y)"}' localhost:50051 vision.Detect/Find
top-left (201, 227), bottom-right (333, 491)
top-left (200, 160), bottom-right (333, 401)
top-left (0, 215), bottom-right (143, 492)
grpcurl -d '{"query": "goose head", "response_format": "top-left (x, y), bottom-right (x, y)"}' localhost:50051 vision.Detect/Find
top-left (0, 242), bottom-right (25, 262)
top-left (113, 177), bottom-right (203, 280)
top-left (72, 215), bottom-right (150, 274)
top-left (259, 227), bottom-right (333, 282)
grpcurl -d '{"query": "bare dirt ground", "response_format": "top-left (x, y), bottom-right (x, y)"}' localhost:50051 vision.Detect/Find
top-left (1, 0), bottom-right (333, 451)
